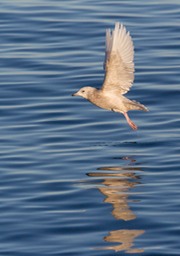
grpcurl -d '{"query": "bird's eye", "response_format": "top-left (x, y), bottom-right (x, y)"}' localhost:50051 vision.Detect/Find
top-left (82, 90), bottom-right (85, 93)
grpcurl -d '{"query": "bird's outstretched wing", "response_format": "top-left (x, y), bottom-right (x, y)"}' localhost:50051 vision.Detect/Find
top-left (102, 22), bottom-right (134, 95)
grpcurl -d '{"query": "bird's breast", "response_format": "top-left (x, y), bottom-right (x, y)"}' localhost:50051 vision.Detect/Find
top-left (88, 90), bottom-right (124, 112)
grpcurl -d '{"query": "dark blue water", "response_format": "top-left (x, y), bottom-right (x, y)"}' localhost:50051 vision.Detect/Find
top-left (0, 1), bottom-right (179, 255)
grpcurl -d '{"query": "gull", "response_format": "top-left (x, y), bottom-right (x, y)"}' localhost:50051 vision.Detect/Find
top-left (72, 22), bottom-right (148, 130)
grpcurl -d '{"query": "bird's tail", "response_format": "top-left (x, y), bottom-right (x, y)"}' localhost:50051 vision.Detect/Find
top-left (129, 100), bottom-right (148, 112)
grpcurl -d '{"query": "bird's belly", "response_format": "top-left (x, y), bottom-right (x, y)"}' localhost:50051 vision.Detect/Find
top-left (90, 98), bottom-right (112, 111)
top-left (89, 94), bottom-right (125, 113)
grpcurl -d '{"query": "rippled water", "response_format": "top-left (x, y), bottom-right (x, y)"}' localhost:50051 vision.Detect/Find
top-left (0, 0), bottom-right (179, 255)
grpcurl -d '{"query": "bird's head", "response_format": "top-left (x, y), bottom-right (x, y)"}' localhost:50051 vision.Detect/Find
top-left (72, 86), bottom-right (96, 99)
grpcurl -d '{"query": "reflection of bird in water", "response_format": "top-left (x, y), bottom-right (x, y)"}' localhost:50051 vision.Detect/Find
top-left (88, 165), bottom-right (141, 221)
top-left (103, 229), bottom-right (144, 253)
top-left (87, 157), bottom-right (145, 253)
top-left (72, 22), bottom-right (148, 130)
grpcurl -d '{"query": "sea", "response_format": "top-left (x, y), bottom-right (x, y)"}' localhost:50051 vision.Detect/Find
top-left (0, 0), bottom-right (179, 255)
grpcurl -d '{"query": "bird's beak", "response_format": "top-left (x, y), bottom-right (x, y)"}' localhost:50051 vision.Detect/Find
top-left (72, 91), bottom-right (79, 96)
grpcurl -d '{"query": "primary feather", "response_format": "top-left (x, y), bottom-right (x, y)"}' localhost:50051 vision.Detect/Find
top-left (102, 22), bottom-right (134, 94)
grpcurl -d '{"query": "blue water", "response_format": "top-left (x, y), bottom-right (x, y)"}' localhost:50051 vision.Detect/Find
top-left (0, 0), bottom-right (179, 255)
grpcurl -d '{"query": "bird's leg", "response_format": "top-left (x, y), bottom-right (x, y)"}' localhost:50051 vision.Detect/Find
top-left (123, 112), bottom-right (138, 130)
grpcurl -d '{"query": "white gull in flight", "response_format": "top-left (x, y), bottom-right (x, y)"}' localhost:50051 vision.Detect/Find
top-left (72, 22), bottom-right (148, 130)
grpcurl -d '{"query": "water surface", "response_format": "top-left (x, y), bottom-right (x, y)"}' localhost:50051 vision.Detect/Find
top-left (0, 0), bottom-right (179, 255)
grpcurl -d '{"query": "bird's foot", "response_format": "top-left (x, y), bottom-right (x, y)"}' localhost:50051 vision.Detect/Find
top-left (123, 112), bottom-right (138, 131)
top-left (128, 120), bottom-right (138, 130)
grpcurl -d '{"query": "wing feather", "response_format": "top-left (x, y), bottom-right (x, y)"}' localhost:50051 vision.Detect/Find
top-left (102, 22), bottom-right (134, 94)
